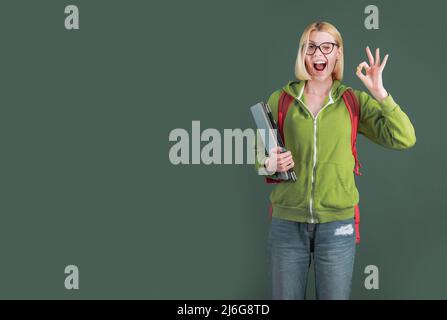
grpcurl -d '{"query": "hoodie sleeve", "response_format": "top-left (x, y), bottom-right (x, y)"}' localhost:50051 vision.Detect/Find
top-left (253, 90), bottom-right (280, 176)
top-left (355, 90), bottom-right (416, 150)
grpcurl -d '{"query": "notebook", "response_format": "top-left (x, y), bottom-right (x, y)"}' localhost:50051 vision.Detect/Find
top-left (250, 101), bottom-right (296, 182)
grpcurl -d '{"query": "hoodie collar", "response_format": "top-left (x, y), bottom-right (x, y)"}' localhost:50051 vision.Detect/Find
top-left (297, 82), bottom-right (334, 106)
top-left (282, 79), bottom-right (348, 104)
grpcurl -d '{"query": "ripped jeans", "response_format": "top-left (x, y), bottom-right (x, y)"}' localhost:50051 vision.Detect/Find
top-left (267, 217), bottom-right (356, 300)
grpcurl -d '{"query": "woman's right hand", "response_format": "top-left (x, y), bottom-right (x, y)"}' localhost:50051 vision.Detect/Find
top-left (265, 146), bottom-right (295, 173)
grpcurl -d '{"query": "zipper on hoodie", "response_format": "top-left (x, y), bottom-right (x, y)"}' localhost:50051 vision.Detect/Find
top-left (296, 88), bottom-right (335, 223)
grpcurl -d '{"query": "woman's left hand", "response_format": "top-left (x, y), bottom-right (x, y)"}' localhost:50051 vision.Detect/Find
top-left (356, 46), bottom-right (389, 102)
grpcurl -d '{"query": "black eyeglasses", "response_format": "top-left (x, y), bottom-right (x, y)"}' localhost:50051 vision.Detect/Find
top-left (303, 42), bottom-right (339, 55)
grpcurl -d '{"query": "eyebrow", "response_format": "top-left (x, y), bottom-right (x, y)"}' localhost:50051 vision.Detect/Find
top-left (308, 41), bottom-right (334, 45)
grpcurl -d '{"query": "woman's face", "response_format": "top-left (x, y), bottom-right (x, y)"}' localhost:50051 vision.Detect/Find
top-left (303, 31), bottom-right (341, 81)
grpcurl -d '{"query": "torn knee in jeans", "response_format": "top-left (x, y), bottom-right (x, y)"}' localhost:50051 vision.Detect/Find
top-left (334, 224), bottom-right (354, 236)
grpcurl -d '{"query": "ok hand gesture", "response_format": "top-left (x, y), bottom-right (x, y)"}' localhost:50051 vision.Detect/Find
top-left (356, 46), bottom-right (389, 102)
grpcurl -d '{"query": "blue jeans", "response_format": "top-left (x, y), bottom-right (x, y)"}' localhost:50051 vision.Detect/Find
top-left (267, 217), bottom-right (356, 300)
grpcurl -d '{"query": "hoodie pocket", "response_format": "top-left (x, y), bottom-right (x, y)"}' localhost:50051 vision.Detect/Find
top-left (314, 162), bottom-right (356, 210)
top-left (270, 164), bottom-right (309, 208)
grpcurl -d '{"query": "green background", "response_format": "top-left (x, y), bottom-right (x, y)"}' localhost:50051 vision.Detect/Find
top-left (0, 0), bottom-right (444, 299)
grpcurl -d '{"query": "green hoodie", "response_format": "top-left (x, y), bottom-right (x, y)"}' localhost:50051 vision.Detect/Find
top-left (254, 80), bottom-right (416, 223)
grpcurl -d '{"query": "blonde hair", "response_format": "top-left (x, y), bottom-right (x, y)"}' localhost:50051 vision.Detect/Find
top-left (295, 21), bottom-right (344, 81)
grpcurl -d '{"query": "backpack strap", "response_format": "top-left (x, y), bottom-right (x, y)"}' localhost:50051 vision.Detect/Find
top-left (342, 88), bottom-right (362, 244)
top-left (342, 89), bottom-right (363, 177)
top-left (354, 203), bottom-right (360, 244)
top-left (265, 90), bottom-right (294, 184)
top-left (277, 91), bottom-right (294, 144)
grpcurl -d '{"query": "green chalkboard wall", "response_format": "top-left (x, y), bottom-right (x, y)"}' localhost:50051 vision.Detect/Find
top-left (0, 0), bottom-right (443, 299)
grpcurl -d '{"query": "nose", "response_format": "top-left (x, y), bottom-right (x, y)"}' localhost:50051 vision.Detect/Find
top-left (313, 47), bottom-right (325, 57)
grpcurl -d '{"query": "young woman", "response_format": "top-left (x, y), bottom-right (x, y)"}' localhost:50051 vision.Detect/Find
top-left (254, 21), bottom-right (416, 299)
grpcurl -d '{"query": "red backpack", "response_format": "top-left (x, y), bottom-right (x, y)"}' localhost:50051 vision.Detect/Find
top-left (265, 89), bottom-right (363, 244)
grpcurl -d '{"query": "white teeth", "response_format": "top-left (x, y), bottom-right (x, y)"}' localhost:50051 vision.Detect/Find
top-left (314, 61), bottom-right (326, 64)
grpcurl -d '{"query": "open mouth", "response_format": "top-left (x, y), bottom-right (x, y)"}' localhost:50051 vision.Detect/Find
top-left (313, 62), bottom-right (327, 72)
